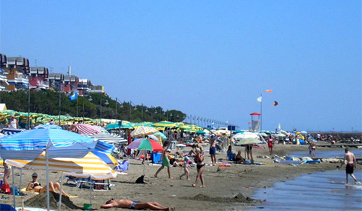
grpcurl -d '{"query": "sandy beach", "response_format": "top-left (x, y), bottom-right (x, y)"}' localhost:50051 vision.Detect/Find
top-left (1, 144), bottom-right (350, 210)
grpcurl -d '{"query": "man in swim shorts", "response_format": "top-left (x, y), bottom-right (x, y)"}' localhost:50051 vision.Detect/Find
top-left (339, 148), bottom-right (360, 184)
top-left (209, 134), bottom-right (217, 166)
top-left (101, 198), bottom-right (174, 210)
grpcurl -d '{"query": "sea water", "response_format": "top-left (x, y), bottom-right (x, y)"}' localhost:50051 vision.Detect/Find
top-left (249, 170), bottom-right (362, 210)
top-left (289, 149), bottom-right (362, 158)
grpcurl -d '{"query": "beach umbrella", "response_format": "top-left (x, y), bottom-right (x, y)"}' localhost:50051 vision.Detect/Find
top-left (148, 134), bottom-right (159, 141)
top-left (153, 121), bottom-right (177, 128)
top-left (128, 138), bottom-right (163, 152)
top-left (232, 132), bottom-right (259, 140)
top-left (0, 125), bottom-right (96, 210)
top-left (196, 130), bottom-right (206, 134)
top-left (92, 150), bottom-right (119, 165)
top-left (75, 124), bottom-right (101, 136)
top-left (153, 132), bottom-right (167, 140)
top-left (128, 138), bottom-right (163, 175)
top-left (131, 126), bottom-right (159, 137)
top-left (234, 138), bottom-right (262, 145)
top-left (6, 151), bottom-right (116, 210)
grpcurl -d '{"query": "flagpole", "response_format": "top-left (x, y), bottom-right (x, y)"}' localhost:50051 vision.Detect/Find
top-left (260, 94), bottom-right (263, 132)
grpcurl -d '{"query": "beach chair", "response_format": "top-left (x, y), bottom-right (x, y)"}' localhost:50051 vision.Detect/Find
top-left (66, 176), bottom-right (112, 191)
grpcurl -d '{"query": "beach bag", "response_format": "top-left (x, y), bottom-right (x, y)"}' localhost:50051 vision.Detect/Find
top-left (135, 175), bottom-right (145, 184)
top-left (1, 184), bottom-right (11, 194)
top-left (10, 187), bottom-right (19, 195)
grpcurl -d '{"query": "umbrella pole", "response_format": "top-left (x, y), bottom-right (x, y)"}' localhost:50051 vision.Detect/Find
top-left (89, 176), bottom-right (92, 205)
top-left (58, 172), bottom-right (64, 211)
top-left (12, 166), bottom-right (15, 208)
top-left (19, 168), bottom-right (22, 193)
top-left (46, 147), bottom-right (50, 211)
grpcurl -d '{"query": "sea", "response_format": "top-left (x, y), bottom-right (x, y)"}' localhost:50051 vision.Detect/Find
top-left (248, 149), bottom-right (362, 211)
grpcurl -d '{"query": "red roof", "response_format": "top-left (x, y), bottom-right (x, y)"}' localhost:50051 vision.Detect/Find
top-left (250, 112), bottom-right (261, 116)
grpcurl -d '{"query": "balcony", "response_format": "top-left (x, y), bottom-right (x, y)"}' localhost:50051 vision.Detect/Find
top-left (0, 74), bottom-right (7, 82)
top-left (8, 76), bottom-right (29, 84)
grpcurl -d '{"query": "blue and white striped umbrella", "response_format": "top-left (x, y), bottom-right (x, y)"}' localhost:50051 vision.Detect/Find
top-left (0, 125), bottom-right (97, 160)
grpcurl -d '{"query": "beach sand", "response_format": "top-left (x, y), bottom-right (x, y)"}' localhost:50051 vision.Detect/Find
top-left (2, 144), bottom-right (343, 210)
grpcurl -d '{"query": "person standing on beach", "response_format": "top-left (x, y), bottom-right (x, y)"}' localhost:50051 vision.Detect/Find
top-left (154, 143), bottom-right (173, 179)
top-left (3, 160), bottom-right (11, 185)
top-left (8, 115), bottom-right (18, 129)
top-left (209, 134), bottom-right (217, 166)
top-left (338, 148), bottom-right (360, 184)
top-left (268, 137), bottom-right (274, 155)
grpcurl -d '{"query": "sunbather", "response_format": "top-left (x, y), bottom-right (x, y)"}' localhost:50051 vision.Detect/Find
top-left (26, 172), bottom-right (69, 197)
top-left (101, 198), bottom-right (174, 210)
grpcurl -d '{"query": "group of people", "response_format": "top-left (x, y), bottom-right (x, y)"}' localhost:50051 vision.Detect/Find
top-left (154, 142), bottom-right (206, 188)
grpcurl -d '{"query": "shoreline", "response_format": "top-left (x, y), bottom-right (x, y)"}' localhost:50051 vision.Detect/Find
top-left (2, 144), bottom-right (353, 210)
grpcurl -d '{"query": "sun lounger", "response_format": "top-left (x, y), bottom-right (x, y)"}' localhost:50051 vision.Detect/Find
top-left (66, 176), bottom-right (112, 191)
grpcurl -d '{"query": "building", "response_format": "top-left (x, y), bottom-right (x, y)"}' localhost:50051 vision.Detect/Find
top-left (48, 73), bottom-right (64, 90)
top-left (29, 67), bottom-right (49, 90)
top-left (89, 85), bottom-right (105, 94)
top-left (5, 57), bottom-right (30, 91)
top-left (77, 79), bottom-right (92, 96)
top-left (0, 54), bottom-right (9, 91)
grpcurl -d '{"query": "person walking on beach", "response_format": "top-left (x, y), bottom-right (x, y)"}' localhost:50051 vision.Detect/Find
top-left (268, 137), bottom-right (274, 155)
top-left (192, 149), bottom-right (205, 188)
top-left (101, 198), bottom-right (174, 210)
top-left (338, 148), bottom-right (360, 184)
top-left (180, 156), bottom-right (191, 180)
top-left (154, 143), bottom-right (173, 179)
top-left (209, 134), bottom-right (217, 166)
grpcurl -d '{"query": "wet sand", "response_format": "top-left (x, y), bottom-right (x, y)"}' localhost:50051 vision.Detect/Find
top-left (2, 144), bottom-right (342, 210)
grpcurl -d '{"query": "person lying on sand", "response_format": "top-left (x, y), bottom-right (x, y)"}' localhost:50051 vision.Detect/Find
top-left (101, 198), bottom-right (175, 210)
top-left (26, 172), bottom-right (69, 197)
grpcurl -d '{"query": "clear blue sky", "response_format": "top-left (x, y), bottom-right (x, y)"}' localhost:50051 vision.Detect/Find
top-left (0, 1), bottom-right (361, 132)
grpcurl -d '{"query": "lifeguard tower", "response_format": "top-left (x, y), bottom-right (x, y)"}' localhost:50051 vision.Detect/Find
top-left (250, 112), bottom-right (261, 132)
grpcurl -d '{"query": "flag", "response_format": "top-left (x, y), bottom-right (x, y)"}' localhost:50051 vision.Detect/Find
top-left (273, 101), bottom-right (279, 106)
top-left (69, 91), bottom-right (78, 101)
top-left (266, 89), bottom-right (272, 93)
top-left (257, 96), bottom-right (262, 103)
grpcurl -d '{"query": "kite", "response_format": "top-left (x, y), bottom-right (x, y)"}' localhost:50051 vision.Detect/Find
top-left (273, 101), bottom-right (279, 106)
top-left (266, 89), bottom-right (272, 93)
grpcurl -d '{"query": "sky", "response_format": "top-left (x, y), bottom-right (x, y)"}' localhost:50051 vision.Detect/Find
top-left (0, 1), bottom-right (361, 132)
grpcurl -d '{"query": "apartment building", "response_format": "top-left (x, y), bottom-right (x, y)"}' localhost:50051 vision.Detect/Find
top-left (0, 54), bottom-right (9, 91)
top-left (5, 57), bottom-right (30, 91)
top-left (89, 85), bottom-right (104, 94)
top-left (29, 67), bottom-right (49, 90)
top-left (78, 79), bottom-right (92, 96)
top-left (63, 75), bottom-right (79, 94)
top-left (48, 73), bottom-right (64, 90)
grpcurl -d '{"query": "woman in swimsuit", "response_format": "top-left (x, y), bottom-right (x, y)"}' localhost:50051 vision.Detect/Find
top-left (26, 172), bottom-right (69, 197)
top-left (192, 149), bottom-right (205, 188)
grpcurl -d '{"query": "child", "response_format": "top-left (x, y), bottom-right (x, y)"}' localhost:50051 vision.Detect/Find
top-left (180, 156), bottom-right (191, 180)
